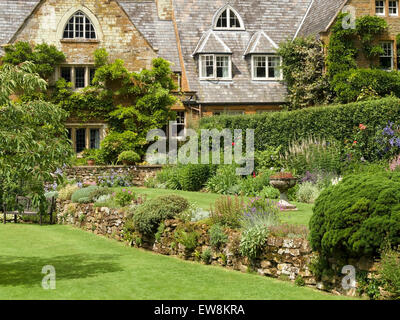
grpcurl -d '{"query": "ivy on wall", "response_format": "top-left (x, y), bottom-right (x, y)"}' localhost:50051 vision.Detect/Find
top-left (2, 42), bottom-right (178, 163)
top-left (326, 13), bottom-right (388, 79)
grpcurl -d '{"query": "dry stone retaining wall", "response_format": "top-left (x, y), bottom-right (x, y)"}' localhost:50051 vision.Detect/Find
top-left (64, 165), bottom-right (161, 186)
top-left (56, 200), bottom-right (379, 298)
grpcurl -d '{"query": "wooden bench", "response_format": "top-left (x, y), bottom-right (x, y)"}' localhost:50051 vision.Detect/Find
top-left (2, 196), bottom-right (56, 226)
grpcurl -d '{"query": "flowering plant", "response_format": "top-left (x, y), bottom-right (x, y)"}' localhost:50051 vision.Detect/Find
top-left (114, 189), bottom-right (136, 207)
top-left (270, 172), bottom-right (295, 179)
top-left (240, 197), bottom-right (280, 230)
top-left (96, 169), bottom-right (132, 187)
top-left (343, 123), bottom-right (387, 162)
top-left (375, 122), bottom-right (400, 159)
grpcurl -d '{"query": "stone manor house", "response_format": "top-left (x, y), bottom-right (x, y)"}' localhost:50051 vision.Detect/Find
top-left (0, 0), bottom-right (399, 152)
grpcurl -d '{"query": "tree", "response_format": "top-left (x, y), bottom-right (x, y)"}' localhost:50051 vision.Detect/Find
top-left (277, 36), bottom-right (331, 110)
top-left (0, 62), bottom-right (73, 211)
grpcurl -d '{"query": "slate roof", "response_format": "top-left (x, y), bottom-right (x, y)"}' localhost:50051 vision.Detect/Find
top-left (243, 31), bottom-right (278, 56)
top-left (297, 0), bottom-right (347, 37)
top-left (192, 30), bottom-right (232, 55)
top-left (0, 0), bottom-right (40, 54)
top-left (172, 0), bottom-right (313, 104)
top-left (0, 0), bottom-right (346, 105)
top-left (118, 0), bottom-right (181, 72)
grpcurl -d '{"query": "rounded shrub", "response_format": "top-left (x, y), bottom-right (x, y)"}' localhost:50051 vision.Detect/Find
top-left (70, 186), bottom-right (110, 203)
top-left (58, 184), bottom-right (79, 201)
top-left (131, 195), bottom-right (190, 235)
top-left (310, 171), bottom-right (400, 258)
top-left (118, 150), bottom-right (140, 164)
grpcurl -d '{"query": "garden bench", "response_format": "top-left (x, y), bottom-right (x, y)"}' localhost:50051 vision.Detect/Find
top-left (2, 196), bottom-right (56, 226)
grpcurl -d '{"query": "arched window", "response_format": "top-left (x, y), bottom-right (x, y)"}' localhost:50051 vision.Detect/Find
top-left (63, 11), bottom-right (96, 39)
top-left (215, 7), bottom-right (243, 30)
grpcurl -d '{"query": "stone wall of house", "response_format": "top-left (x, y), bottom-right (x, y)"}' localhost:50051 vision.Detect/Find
top-left (323, 0), bottom-right (400, 69)
top-left (64, 165), bottom-right (162, 186)
top-left (56, 201), bottom-right (382, 298)
top-left (12, 0), bottom-right (157, 72)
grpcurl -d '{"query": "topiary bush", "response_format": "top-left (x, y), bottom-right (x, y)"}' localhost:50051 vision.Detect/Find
top-left (310, 171), bottom-right (400, 258)
top-left (131, 195), bottom-right (190, 236)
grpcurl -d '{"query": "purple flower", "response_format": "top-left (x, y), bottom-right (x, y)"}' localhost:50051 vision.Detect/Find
top-left (77, 182), bottom-right (83, 188)
top-left (383, 125), bottom-right (395, 136)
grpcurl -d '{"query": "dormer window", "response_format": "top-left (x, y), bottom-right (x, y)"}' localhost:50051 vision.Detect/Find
top-left (252, 55), bottom-right (282, 80)
top-left (214, 6), bottom-right (244, 30)
top-left (63, 11), bottom-right (96, 39)
top-left (199, 54), bottom-right (231, 80)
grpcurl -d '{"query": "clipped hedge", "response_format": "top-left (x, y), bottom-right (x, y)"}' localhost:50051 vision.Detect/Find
top-left (199, 97), bottom-right (400, 152)
top-left (310, 171), bottom-right (400, 258)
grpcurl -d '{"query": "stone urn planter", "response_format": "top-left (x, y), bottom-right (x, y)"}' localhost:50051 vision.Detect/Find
top-left (269, 172), bottom-right (298, 211)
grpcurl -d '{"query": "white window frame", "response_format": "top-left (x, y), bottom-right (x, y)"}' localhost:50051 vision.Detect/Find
top-left (170, 111), bottom-right (186, 139)
top-left (57, 65), bottom-right (96, 89)
top-left (389, 0), bottom-right (399, 16)
top-left (376, 0), bottom-right (386, 16)
top-left (251, 55), bottom-right (282, 81)
top-left (63, 11), bottom-right (97, 40)
top-left (199, 54), bottom-right (232, 80)
top-left (214, 7), bottom-right (244, 30)
top-left (380, 42), bottom-right (394, 70)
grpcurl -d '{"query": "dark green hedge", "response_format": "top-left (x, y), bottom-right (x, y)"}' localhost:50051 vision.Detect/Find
top-left (199, 97), bottom-right (400, 151)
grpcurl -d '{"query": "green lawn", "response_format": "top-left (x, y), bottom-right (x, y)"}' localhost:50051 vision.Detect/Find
top-left (0, 224), bottom-right (351, 300)
top-left (127, 187), bottom-right (314, 226)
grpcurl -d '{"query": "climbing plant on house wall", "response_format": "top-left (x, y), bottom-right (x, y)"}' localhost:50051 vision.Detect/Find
top-left (2, 42), bottom-right (178, 164)
top-left (326, 14), bottom-right (388, 79)
top-left (277, 36), bottom-right (332, 110)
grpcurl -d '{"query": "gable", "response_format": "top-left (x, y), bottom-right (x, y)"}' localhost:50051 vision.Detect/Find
top-left (297, 0), bottom-right (348, 37)
top-left (1, 0), bottom-right (161, 72)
